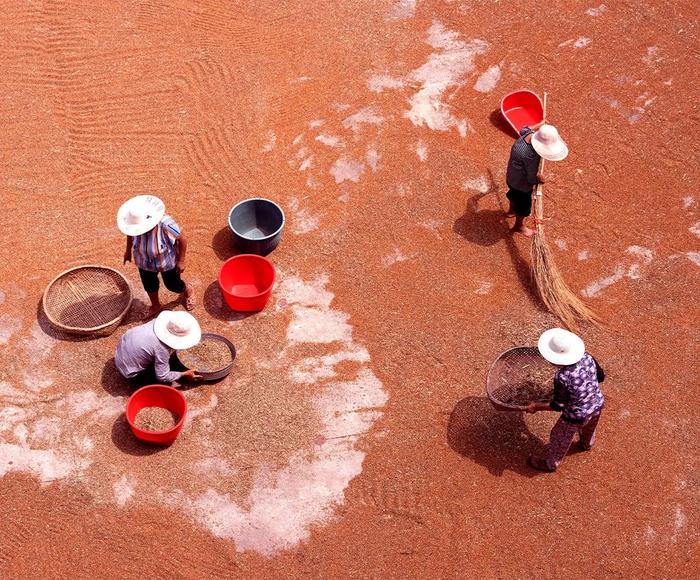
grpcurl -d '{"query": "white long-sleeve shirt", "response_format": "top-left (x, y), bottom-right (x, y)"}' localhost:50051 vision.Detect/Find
top-left (114, 320), bottom-right (182, 383)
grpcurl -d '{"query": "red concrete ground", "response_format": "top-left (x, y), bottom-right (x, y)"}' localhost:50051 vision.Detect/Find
top-left (0, 0), bottom-right (698, 577)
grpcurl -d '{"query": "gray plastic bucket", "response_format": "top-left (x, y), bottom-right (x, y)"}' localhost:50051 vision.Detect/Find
top-left (227, 198), bottom-right (285, 256)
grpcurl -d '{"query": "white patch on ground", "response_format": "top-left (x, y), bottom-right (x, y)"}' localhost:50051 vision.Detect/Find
top-left (193, 457), bottom-right (236, 477)
top-left (388, 0), bottom-right (416, 20)
top-left (309, 119), bottom-right (325, 128)
top-left (420, 219), bottom-right (443, 239)
top-left (261, 131), bottom-right (276, 152)
top-left (342, 107), bottom-right (384, 133)
top-left (291, 346), bottom-right (370, 384)
top-left (642, 47), bottom-right (663, 67)
top-left (113, 474), bottom-right (135, 507)
top-left (462, 176), bottom-right (489, 194)
top-left (689, 221), bottom-right (700, 237)
top-left (578, 250), bottom-right (590, 261)
top-left (292, 134), bottom-right (304, 146)
top-left (366, 147), bottom-right (380, 171)
top-left (582, 246), bottom-right (654, 297)
top-left (672, 504), bottom-right (686, 542)
top-left (592, 90), bottom-right (656, 124)
top-left (382, 248), bottom-right (413, 267)
top-left (555, 239), bottom-right (568, 251)
top-left (619, 409), bottom-right (631, 419)
top-left (22, 323), bottom-right (56, 360)
top-left (405, 21), bottom-right (488, 133)
top-left (474, 281), bottom-right (492, 295)
top-left (289, 198), bottom-right (321, 235)
top-left (315, 134), bottom-right (344, 148)
top-left (23, 369), bottom-right (54, 391)
top-left (682, 196), bottom-right (696, 209)
top-left (645, 526), bottom-right (657, 544)
top-left (686, 252), bottom-right (700, 267)
top-left (291, 76), bottom-right (312, 84)
top-left (0, 315), bottom-right (21, 345)
top-left (473, 64), bottom-right (501, 93)
top-left (299, 156), bottom-right (314, 172)
top-left (586, 4), bottom-right (607, 16)
top-left (287, 307), bottom-right (352, 344)
top-left (573, 37), bottom-right (592, 48)
top-left (626, 245), bottom-right (654, 263)
top-left (333, 102), bottom-right (350, 112)
top-left (168, 274), bottom-right (387, 555)
top-left (416, 141), bottom-right (428, 161)
top-left (0, 290), bottom-right (5, 305)
top-left (330, 157), bottom-right (364, 183)
top-left (368, 74), bottom-right (406, 93)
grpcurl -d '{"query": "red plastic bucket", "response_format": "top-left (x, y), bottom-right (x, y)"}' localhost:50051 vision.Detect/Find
top-left (218, 254), bottom-right (275, 312)
top-left (125, 385), bottom-right (187, 446)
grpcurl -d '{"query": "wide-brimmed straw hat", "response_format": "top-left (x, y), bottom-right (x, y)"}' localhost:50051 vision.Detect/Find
top-left (537, 328), bottom-right (585, 366)
top-left (531, 124), bottom-right (568, 161)
top-left (117, 195), bottom-right (165, 236)
top-left (153, 311), bottom-right (201, 350)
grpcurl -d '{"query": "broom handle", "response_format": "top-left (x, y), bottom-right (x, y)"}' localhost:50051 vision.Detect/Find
top-left (535, 91), bottom-right (548, 198)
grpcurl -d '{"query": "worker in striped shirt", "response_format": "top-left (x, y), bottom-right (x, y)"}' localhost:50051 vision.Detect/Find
top-left (117, 195), bottom-right (196, 318)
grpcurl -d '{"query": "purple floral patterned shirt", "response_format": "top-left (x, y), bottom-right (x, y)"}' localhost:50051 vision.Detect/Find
top-left (550, 352), bottom-right (605, 423)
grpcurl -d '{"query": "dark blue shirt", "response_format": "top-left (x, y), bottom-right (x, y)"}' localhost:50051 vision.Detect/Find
top-left (506, 127), bottom-right (540, 193)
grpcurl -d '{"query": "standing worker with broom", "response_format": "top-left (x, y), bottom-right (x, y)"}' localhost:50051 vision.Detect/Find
top-left (505, 122), bottom-right (568, 236)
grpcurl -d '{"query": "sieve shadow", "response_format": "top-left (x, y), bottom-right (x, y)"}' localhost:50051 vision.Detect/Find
top-left (489, 108), bottom-right (517, 138)
top-left (111, 413), bottom-right (165, 456)
top-left (36, 299), bottom-right (105, 342)
top-left (202, 281), bottom-right (255, 322)
top-left (447, 396), bottom-right (547, 477)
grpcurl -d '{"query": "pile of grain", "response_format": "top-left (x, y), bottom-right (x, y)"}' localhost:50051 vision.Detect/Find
top-left (134, 406), bottom-right (179, 432)
top-left (178, 337), bottom-right (233, 372)
top-left (491, 381), bottom-right (553, 407)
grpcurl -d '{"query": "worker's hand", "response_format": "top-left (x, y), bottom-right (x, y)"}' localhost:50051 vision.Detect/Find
top-left (181, 369), bottom-right (201, 381)
top-left (537, 173), bottom-right (546, 184)
top-left (123, 251), bottom-right (132, 264)
top-left (525, 403), bottom-right (539, 414)
top-left (176, 260), bottom-right (185, 274)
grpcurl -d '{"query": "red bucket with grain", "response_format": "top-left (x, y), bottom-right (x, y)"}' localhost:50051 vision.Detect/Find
top-left (126, 385), bottom-right (187, 445)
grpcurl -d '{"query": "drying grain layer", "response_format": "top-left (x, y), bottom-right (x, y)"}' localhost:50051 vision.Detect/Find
top-left (178, 337), bottom-right (233, 372)
top-left (134, 407), bottom-right (179, 432)
top-left (0, 0), bottom-right (698, 578)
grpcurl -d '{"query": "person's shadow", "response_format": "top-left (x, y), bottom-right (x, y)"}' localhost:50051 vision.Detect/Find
top-left (447, 396), bottom-right (547, 477)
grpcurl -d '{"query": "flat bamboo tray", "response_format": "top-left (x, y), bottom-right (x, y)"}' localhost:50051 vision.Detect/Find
top-left (486, 346), bottom-right (556, 411)
top-left (42, 265), bottom-right (133, 335)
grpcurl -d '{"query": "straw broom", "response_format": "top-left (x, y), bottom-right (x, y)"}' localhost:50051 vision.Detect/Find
top-left (530, 92), bottom-right (602, 330)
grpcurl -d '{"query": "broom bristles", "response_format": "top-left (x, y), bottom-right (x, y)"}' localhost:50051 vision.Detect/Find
top-left (531, 190), bottom-right (602, 331)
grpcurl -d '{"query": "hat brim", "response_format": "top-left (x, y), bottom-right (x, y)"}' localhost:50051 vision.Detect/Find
top-left (153, 311), bottom-right (202, 350)
top-left (537, 328), bottom-right (585, 365)
top-left (531, 136), bottom-right (569, 161)
top-left (117, 195), bottom-right (166, 236)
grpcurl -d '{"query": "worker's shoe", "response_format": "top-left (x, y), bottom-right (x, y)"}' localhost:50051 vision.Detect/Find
top-left (528, 455), bottom-right (556, 472)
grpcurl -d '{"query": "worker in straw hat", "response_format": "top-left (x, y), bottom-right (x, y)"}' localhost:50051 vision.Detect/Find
top-left (118, 195), bottom-right (196, 318)
top-left (114, 311), bottom-right (202, 385)
top-left (525, 328), bottom-right (605, 472)
top-left (505, 122), bottom-right (568, 237)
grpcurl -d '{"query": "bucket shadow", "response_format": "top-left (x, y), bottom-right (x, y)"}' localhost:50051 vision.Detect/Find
top-left (111, 413), bottom-right (165, 456)
top-left (447, 396), bottom-right (546, 477)
top-left (211, 226), bottom-right (236, 261)
top-left (203, 281), bottom-right (255, 322)
top-left (489, 108), bottom-right (517, 138)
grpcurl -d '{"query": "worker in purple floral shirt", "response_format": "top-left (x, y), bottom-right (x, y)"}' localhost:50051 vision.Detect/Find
top-left (526, 328), bottom-right (605, 472)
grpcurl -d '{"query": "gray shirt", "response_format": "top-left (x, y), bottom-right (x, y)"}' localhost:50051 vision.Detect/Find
top-left (506, 127), bottom-right (540, 193)
top-left (114, 320), bottom-right (182, 383)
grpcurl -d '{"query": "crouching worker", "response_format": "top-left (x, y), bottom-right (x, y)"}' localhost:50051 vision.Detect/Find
top-left (526, 328), bottom-right (605, 472)
top-left (115, 311), bottom-right (202, 386)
